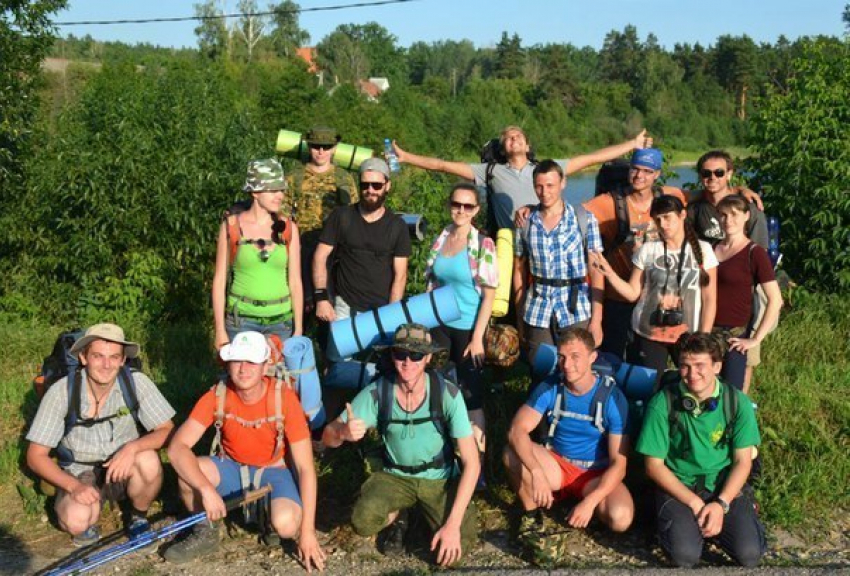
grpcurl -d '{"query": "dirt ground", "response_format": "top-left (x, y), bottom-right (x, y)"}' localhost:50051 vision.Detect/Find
top-left (2, 477), bottom-right (848, 576)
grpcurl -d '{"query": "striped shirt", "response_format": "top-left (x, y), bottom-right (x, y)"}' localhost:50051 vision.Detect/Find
top-left (26, 370), bottom-right (175, 476)
top-left (515, 204), bottom-right (603, 328)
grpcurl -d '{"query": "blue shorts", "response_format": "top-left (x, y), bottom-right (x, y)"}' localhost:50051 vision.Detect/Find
top-left (210, 456), bottom-right (302, 506)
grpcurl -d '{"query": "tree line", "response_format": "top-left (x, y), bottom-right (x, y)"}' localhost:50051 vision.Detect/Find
top-left (0, 2), bottom-right (847, 329)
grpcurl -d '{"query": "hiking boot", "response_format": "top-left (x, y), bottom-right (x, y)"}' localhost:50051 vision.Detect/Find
top-left (163, 521), bottom-right (220, 564)
top-left (72, 525), bottom-right (100, 547)
top-left (377, 509), bottom-right (408, 556)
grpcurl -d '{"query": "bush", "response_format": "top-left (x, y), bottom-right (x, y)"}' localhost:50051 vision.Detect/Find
top-left (747, 37), bottom-right (850, 293)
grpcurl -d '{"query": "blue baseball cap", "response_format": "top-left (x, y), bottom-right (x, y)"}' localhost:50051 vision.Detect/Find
top-left (631, 148), bottom-right (663, 171)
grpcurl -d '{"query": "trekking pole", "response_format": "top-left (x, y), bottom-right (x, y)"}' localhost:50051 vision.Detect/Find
top-left (43, 485), bottom-right (272, 576)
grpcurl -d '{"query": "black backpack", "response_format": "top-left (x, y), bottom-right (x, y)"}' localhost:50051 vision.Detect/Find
top-left (374, 369), bottom-right (456, 475)
top-left (594, 159), bottom-right (664, 252)
top-left (33, 329), bottom-right (142, 398)
top-left (660, 373), bottom-right (762, 486)
top-left (32, 330), bottom-right (145, 466)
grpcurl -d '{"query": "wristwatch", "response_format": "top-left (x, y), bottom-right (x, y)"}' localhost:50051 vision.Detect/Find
top-left (715, 496), bottom-right (731, 515)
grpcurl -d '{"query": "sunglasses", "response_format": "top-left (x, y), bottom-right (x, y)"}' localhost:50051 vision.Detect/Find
top-left (700, 168), bottom-right (727, 179)
top-left (309, 143), bottom-right (334, 151)
top-left (250, 238), bottom-right (273, 262)
top-left (450, 200), bottom-right (478, 213)
top-left (360, 181), bottom-right (386, 191)
top-left (391, 348), bottom-right (426, 362)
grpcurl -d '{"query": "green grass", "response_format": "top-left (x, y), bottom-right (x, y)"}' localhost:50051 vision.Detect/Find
top-left (0, 289), bottom-right (847, 535)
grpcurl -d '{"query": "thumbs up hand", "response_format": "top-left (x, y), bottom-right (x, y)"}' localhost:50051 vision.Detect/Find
top-left (342, 403), bottom-right (367, 442)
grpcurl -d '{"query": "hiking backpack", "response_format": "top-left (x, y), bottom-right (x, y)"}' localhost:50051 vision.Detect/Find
top-left (594, 160), bottom-right (665, 253)
top-left (544, 376), bottom-right (617, 451)
top-left (374, 369), bottom-right (456, 475)
top-left (32, 330), bottom-right (145, 466)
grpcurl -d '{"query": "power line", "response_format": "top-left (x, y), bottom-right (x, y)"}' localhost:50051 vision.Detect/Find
top-left (55, 0), bottom-right (420, 27)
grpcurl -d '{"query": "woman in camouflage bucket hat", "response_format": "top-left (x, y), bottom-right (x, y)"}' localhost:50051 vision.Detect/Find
top-left (212, 159), bottom-right (304, 349)
top-left (423, 182), bottom-right (499, 490)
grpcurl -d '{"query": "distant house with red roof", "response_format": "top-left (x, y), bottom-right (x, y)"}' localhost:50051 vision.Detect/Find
top-left (296, 47), bottom-right (318, 73)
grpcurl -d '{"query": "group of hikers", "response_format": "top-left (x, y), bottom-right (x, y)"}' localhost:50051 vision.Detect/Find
top-left (26, 124), bottom-right (781, 570)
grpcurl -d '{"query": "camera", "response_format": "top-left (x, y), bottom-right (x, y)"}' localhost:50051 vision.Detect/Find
top-left (650, 306), bottom-right (684, 327)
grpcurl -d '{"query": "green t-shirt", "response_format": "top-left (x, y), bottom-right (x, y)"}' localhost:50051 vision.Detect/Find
top-left (342, 374), bottom-right (473, 480)
top-left (636, 380), bottom-right (761, 491)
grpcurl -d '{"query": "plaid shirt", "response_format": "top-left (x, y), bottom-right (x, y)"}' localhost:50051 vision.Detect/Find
top-left (515, 204), bottom-right (603, 328)
top-left (26, 370), bottom-right (175, 476)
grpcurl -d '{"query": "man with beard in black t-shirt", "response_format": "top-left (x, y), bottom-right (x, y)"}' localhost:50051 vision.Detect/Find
top-left (313, 158), bottom-right (411, 351)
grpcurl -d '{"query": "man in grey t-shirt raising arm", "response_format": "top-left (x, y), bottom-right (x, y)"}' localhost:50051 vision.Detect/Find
top-left (392, 126), bottom-right (651, 230)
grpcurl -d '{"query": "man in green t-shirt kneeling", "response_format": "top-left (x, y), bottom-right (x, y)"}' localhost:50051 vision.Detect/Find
top-left (636, 332), bottom-right (765, 568)
top-left (322, 324), bottom-right (479, 567)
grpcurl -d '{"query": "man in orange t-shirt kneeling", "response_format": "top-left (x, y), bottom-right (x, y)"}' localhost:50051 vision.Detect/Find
top-left (165, 332), bottom-right (325, 571)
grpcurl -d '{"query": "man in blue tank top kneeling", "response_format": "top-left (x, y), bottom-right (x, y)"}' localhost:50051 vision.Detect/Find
top-left (503, 327), bottom-right (633, 565)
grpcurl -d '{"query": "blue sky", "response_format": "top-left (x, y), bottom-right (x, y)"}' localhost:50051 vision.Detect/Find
top-left (55, 0), bottom-right (847, 50)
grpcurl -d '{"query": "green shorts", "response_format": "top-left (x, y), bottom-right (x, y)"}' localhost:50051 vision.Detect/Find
top-left (351, 471), bottom-right (478, 550)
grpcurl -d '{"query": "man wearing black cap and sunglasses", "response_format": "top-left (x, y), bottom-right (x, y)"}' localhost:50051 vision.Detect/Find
top-left (322, 324), bottom-right (479, 566)
top-left (284, 126), bottom-right (358, 312)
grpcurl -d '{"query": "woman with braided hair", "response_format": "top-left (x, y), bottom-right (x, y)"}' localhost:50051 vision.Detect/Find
top-left (212, 159), bottom-right (303, 350)
top-left (589, 195), bottom-right (717, 381)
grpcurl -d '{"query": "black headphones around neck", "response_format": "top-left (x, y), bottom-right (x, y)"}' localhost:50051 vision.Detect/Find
top-left (680, 392), bottom-right (719, 414)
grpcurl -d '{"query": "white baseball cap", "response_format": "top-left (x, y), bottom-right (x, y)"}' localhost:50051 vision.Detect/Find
top-left (219, 331), bottom-right (270, 364)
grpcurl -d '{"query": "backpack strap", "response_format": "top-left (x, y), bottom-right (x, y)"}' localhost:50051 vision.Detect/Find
top-left (611, 192), bottom-right (630, 249)
top-left (65, 367), bottom-right (83, 437)
top-left (210, 380), bottom-right (228, 458)
top-left (116, 367), bottom-right (144, 435)
top-left (721, 381), bottom-right (738, 449)
top-left (376, 376), bottom-right (394, 439)
top-left (545, 375), bottom-right (613, 450)
top-left (484, 161), bottom-right (498, 235)
top-left (226, 213), bottom-right (241, 267)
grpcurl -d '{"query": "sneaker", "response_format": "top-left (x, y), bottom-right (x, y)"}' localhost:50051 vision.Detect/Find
top-left (377, 510), bottom-right (408, 557)
top-left (124, 514), bottom-right (151, 540)
top-left (163, 521), bottom-right (220, 564)
top-left (72, 525), bottom-right (101, 548)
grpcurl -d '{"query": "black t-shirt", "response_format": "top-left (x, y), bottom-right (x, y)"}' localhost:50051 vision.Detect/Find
top-left (687, 198), bottom-right (769, 249)
top-left (319, 205), bottom-right (411, 311)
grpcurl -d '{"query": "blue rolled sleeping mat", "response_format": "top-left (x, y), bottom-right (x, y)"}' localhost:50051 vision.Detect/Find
top-left (283, 336), bottom-right (325, 429)
top-left (324, 360), bottom-right (378, 389)
top-left (531, 344), bottom-right (656, 401)
top-left (329, 285), bottom-right (461, 359)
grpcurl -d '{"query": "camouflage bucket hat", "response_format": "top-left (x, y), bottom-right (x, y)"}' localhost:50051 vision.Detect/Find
top-left (243, 158), bottom-right (286, 193)
top-left (375, 323), bottom-right (444, 354)
top-left (305, 126), bottom-right (341, 146)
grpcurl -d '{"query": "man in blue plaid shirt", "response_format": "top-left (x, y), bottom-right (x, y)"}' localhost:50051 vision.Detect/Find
top-left (514, 160), bottom-right (605, 387)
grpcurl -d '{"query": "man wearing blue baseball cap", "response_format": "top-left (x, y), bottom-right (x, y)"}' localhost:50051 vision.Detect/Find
top-left (584, 149), bottom-right (688, 360)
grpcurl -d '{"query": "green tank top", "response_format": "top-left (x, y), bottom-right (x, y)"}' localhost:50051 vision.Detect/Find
top-left (227, 242), bottom-right (292, 319)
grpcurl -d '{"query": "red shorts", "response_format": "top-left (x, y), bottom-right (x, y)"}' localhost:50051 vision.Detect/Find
top-left (550, 451), bottom-right (605, 501)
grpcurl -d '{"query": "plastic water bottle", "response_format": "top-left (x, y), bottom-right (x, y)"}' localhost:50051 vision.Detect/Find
top-left (384, 138), bottom-right (400, 173)
top-left (767, 216), bottom-right (781, 268)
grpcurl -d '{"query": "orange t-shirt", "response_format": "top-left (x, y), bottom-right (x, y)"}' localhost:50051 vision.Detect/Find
top-left (584, 187), bottom-right (688, 302)
top-left (190, 377), bottom-right (310, 466)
